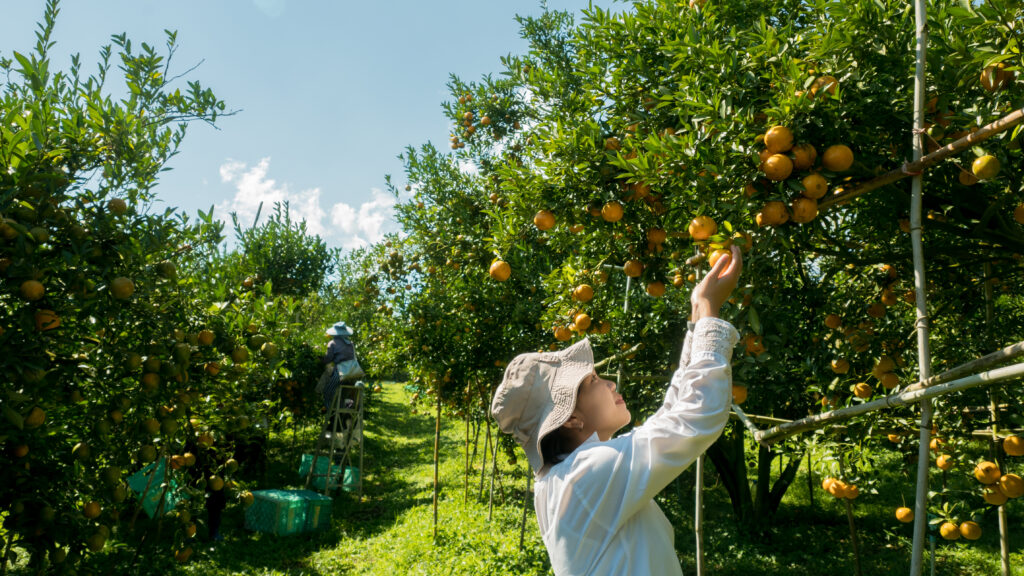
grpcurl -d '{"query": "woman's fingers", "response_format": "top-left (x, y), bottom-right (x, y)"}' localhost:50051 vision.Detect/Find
top-left (719, 245), bottom-right (742, 279)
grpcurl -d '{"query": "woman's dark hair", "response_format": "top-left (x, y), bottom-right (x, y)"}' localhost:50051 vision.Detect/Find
top-left (540, 428), bottom-right (572, 466)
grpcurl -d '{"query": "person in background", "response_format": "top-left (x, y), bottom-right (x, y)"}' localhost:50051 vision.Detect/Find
top-left (320, 321), bottom-right (357, 426)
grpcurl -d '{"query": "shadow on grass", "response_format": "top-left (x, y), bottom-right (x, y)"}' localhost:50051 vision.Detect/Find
top-left (75, 382), bottom-right (436, 576)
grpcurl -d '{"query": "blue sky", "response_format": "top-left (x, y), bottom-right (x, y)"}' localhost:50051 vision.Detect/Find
top-left (1, 0), bottom-right (619, 249)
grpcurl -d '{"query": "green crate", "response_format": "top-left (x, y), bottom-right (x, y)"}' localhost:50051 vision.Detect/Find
top-left (294, 490), bottom-right (333, 531)
top-left (298, 453), bottom-right (342, 490)
top-left (244, 490), bottom-right (308, 536)
top-left (126, 458), bottom-right (185, 518)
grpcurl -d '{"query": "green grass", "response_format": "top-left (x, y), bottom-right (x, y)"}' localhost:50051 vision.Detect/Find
top-left (69, 382), bottom-right (1024, 575)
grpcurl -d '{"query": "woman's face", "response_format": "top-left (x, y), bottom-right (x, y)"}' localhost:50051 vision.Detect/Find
top-left (571, 371), bottom-right (631, 441)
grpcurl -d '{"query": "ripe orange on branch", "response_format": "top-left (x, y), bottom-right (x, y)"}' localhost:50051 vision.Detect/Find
top-left (895, 507), bottom-right (914, 523)
top-left (762, 154), bottom-right (793, 181)
top-left (573, 284), bottom-right (594, 302)
top-left (790, 197), bottom-right (818, 223)
top-left (959, 521), bottom-right (982, 541)
top-left (801, 173), bottom-right (828, 199)
top-left (764, 126), bottom-right (794, 153)
top-left (1003, 435), bottom-right (1024, 456)
top-left (533, 210), bottom-right (555, 231)
top-left (822, 145), bottom-right (854, 172)
top-left (488, 260), bottom-right (511, 281)
top-left (971, 155), bottom-right (999, 181)
top-left (980, 63), bottom-right (1013, 92)
top-left (645, 281), bottom-right (666, 298)
top-left (939, 522), bottom-right (960, 540)
top-left (688, 215), bottom-right (717, 240)
top-left (602, 201), bottom-right (624, 222)
top-left (708, 249), bottom-right (731, 269)
top-left (974, 461), bottom-right (1001, 484)
top-left (791, 143), bottom-right (817, 170)
top-left (623, 260), bottom-right (644, 278)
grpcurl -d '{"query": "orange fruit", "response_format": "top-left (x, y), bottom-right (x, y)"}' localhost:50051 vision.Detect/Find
top-left (489, 260), bottom-right (511, 282)
top-left (1014, 205), bottom-right (1024, 225)
top-left (763, 154), bottom-right (793, 181)
top-left (984, 485), bottom-right (1009, 506)
top-left (825, 314), bottom-right (842, 330)
top-left (801, 173), bottom-right (828, 199)
top-left (533, 210), bottom-right (555, 231)
top-left (20, 280), bottom-right (45, 301)
top-left (183, 452), bottom-right (197, 467)
top-left (708, 249), bottom-right (731, 269)
top-left (602, 201), bottom-right (624, 222)
top-left (174, 546), bottom-right (193, 563)
top-left (936, 454), bottom-right (954, 471)
top-left (881, 289), bottom-right (898, 306)
top-left (879, 372), bottom-right (899, 389)
top-left (895, 507), bottom-right (914, 523)
top-left (204, 361), bottom-right (220, 376)
top-left (844, 484), bottom-right (860, 499)
top-left (688, 215), bottom-right (718, 240)
top-left (939, 522), bottom-right (960, 540)
top-left (34, 309), bottom-right (60, 331)
top-left (11, 444), bottom-right (29, 458)
top-left (553, 326), bottom-right (572, 341)
top-left (573, 284), bottom-right (594, 302)
top-left (959, 521), bottom-right (982, 541)
top-left (811, 75), bottom-right (839, 98)
top-left (791, 143), bottom-right (817, 170)
top-left (974, 461), bottom-right (1001, 484)
top-left (198, 329), bottom-right (215, 346)
top-left (764, 126), bottom-right (794, 153)
top-left (231, 347), bottom-right (250, 363)
top-left (971, 155), bottom-right (1000, 180)
top-left (110, 277), bottom-right (135, 300)
top-left (867, 302), bottom-right (886, 318)
top-left (981, 63), bottom-right (1013, 92)
top-left (623, 260), bottom-right (644, 278)
top-left (83, 501), bottom-right (101, 519)
top-left (646, 228), bottom-right (667, 245)
top-left (732, 385), bottom-right (747, 405)
top-left (790, 197), bottom-right (818, 223)
top-left (241, 491), bottom-right (255, 507)
top-left (1003, 435), bottom-right (1024, 456)
top-left (672, 274), bottom-right (685, 288)
top-left (480, 116), bottom-right (491, 125)
top-left (208, 475), bottom-right (225, 491)
top-left (645, 281), bottom-right (666, 298)
top-left (830, 358), bottom-right (850, 374)
top-left (24, 406), bottom-right (45, 428)
top-left (760, 201), bottom-right (788, 226)
top-left (573, 313), bottom-right (592, 331)
top-left (822, 145), bottom-right (854, 172)
top-left (959, 170), bottom-right (978, 186)
top-left (604, 136), bottom-right (621, 151)
top-left (853, 382), bottom-right (873, 399)
top-left (997, 473), bottom-right (1024, 499)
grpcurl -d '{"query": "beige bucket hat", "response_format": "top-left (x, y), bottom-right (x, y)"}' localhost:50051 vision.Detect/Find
top-left (490, 338), bottom-right (595, 474)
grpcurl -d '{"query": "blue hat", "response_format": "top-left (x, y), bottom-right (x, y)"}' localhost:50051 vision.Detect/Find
top-left (325, 321), bottom-right (354, 336)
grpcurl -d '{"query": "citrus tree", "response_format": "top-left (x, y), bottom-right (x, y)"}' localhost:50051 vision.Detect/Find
top-left (0, 3), bottom-right (337, 572)
top-left (350, 0), bottom-right (1023, 543)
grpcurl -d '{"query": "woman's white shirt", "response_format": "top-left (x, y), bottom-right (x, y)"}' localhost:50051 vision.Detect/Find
top-left (533, 317), bottom-right (740, 576)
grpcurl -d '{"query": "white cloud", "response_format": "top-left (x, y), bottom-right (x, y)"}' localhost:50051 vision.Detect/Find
top-left (216, 157), bottom-right (401, 250)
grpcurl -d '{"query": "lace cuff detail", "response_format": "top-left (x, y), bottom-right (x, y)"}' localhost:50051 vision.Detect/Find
top-left (679, 321), bottom-right (696, 367)
top-left (690, 317), bottom-right (740, 359)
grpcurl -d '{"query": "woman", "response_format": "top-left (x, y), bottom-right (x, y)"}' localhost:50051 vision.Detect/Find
top-left (490, 245), bottom-right (742, 576)
top-left (319, 321), bottom-right (357, 413)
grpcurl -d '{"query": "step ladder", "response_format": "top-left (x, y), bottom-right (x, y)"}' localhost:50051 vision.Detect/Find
top-left (304, 381), bottom-right (364, 499)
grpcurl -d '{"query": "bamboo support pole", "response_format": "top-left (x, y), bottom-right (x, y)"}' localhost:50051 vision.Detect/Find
top-left (819, 106), bottom-right (1024, 211)
top-left (465, 411), bottom-right (471, 503)
top-left (845, 499), bottom-right (864, 576)
top-left (756, 362), bottom-right (1024, 445)
top-left (594, 342), bottom-right (644, 370)
top-left (754, 338), bottom-right (1024, 444)
top-left (488, 434), bottom-right (498, 521)
top-left (730, 403), bottom-right (766, 444)
top-left (618, 276), bottom-right (633, 393)
top-left (694, 454), bottom-right (705, 576)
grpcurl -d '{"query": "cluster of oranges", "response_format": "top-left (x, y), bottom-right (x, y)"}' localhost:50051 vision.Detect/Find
top-left (821, 476), bottom-right (860, 500)
top-left (449, 92), bottom-right (520, 150)
top-left (750, 124), bottom-right (854, 227)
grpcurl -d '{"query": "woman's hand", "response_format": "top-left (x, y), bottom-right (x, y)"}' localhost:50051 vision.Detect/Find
top-left (690, 245), bottom-right (743, 321)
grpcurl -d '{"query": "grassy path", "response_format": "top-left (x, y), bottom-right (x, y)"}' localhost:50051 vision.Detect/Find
top-left (83, 380), bottom-right (1023, 575)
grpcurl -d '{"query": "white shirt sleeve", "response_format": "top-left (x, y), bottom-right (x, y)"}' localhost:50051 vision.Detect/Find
top-left (569, 317), bottom-right (739, 532)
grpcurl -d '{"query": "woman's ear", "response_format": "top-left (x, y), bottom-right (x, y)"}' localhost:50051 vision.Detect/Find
top-left (562, 414), bottom-right (584, 430)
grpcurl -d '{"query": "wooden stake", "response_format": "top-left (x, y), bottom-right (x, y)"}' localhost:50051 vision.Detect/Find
top-left (488, 433), bottom-right (498, 521)
top-left (845, 499), bottom-right (864, 576)
top-left (480, 418), bottom-right (491, 500)
top-left (519, 465), bottom-right (532, 551)
top-left (433, 390), bottom-right (441, 544)
top-left (465, 410), bottom-right (471, 504)
top-left (985, 262), bottom-right (1011, 576)
top-left (695, 454), bottom-right (705, 576)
